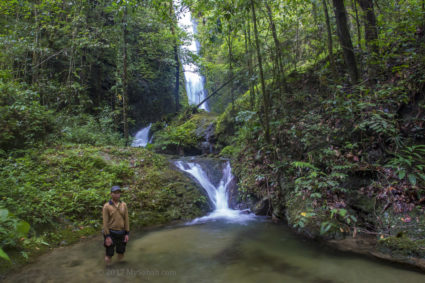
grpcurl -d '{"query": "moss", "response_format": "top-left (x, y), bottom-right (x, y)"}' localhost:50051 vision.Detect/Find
top-left (0, 145), bottom-right (211, 275)
top-left (153, 112), bottom-right (218, 155)
top-left (379, 236), bottom-right (425, 258)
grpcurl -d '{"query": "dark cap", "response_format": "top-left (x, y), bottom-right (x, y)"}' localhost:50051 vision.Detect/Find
top-left (111, 186), bottom-right (121, 192)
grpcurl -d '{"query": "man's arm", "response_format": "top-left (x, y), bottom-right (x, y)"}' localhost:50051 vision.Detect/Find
top-left (102, 204), bottom-right (111, 237)
top-left (124, 203), bottom-right (130, 243)
top-left (124, 203), bottom-right (130, 234)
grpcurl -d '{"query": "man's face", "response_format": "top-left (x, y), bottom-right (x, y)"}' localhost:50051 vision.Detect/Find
top-left (111, 191), bottom-right (121, 200)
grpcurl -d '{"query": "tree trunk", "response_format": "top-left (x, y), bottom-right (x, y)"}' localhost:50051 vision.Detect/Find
top-left (250, 0), bottom-right (270, 143)
top-left (122, 7), bottom-right (129, 145)
top-left (356, 0), bottom-right (378, 55)
top-left (423, 0), bottom-right (425, 28)
top-left (32, 3), bottom-right (39, 86)
top-left (173, 42), bottom-right (180, 112)
top-left (245, 20), bottom-right (255, 110)
top-left (352, 0), bottom-right (362, 49)
top-left (332, 0), bottom-right (359, 84)
top-left (227, 28), bottom-right (235, 122)
top-left (170, 1), bottom-right (180, 112)
top-left (295, 18), bottom-right (300, 71)
top-left (265, 1), bottom-right (287, 94)
top-left (322, 0), bottom-right (336, 74)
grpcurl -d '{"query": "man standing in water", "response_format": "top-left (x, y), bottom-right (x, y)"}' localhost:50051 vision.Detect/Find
top-left (103, 185), bottom-right (130, 265)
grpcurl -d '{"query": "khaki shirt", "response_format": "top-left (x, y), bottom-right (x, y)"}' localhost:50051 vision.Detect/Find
top-left (102, 200), bottom-right (130, 236)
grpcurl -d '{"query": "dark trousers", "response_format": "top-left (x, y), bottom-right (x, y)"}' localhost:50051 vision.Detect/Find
top-left (104, 230), bottom-right (126, 257)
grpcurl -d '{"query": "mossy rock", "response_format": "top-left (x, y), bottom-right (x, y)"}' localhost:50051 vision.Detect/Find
top-left (152, 112), bottom-right (218, 155)
top-left (0, 145), bottom-right (212, 274)
top-left (378, 235), bottom-right (425, 258)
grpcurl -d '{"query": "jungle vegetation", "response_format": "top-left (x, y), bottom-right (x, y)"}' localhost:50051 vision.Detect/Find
top-left (1, 0), bottom-right (425, 272)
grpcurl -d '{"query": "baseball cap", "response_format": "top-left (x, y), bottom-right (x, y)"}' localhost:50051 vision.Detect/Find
top-left (111, 185), bottom-right (121, 192)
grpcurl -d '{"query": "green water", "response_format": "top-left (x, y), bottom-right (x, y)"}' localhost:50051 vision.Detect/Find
top-left (4, 219), bottom-right (424, 283)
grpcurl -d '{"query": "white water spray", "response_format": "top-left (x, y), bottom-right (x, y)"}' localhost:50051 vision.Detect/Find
top-left (175, 160), bottom-right (255, 224)
top-left (131, 123), bottom-right (152, 147)
top-left (174, 0), bottom-right (209, 111)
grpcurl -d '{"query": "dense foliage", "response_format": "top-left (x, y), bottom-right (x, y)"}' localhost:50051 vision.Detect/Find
top-left (0, 0), bottom-right (187, 147)
top-left (1, 0), bottom-right (425, 273)
top-left (190, 0), bottom-right (425, 250)
top-left (0, 146), bottom-right (209, 271)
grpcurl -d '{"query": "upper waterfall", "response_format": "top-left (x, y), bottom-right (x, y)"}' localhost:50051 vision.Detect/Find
top-left (174, 0), bottom-right (209, 111)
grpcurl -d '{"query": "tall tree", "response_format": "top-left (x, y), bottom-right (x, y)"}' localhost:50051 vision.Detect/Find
top-left (357, 0), bottom-right (378, 55)
top-left (122, 6), bottom-right (129, 144)
top-left (265, 0), bottom-right (287, 96)
top-left (226, 24), bottom-right (235, 121)
top-left (250, 0), bottom-right (270, 142)
top-left (332, 0), bottom-right (359, 83)
top-left (244, 19), bottom-right (256, 110)
top-left (352, 0), bottom-right (362, 49)
top-left (169, 0), bottom-right (180, 112)
top-left (322, 0), bottom-right (336, 73)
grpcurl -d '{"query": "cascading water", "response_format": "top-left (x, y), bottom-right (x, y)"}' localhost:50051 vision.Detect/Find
top-left (131, 123), bottom-right (152, 147)
top-left (175, 160), bottom-right (255, 224)
top-left (174, 0), bottom-right (209, 111)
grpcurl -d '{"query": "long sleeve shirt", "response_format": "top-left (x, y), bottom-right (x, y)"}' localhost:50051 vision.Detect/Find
top-left (102, 200), bottom-right (130, 236)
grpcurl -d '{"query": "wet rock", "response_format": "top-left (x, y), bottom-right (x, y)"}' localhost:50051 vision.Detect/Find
top-left (227, 175), bottom-right (240, 209)
top-left (239, 209), bottom-right (251, 214)
top-left (200, 141), bottom-right (213, 154)
top-left (328, 235), bottom-right (425, 272)
top-left (252, 197), bottom-right (271, 215)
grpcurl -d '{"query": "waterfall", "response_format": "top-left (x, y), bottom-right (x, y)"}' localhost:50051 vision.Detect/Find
top-left (131, 123), bottom-right (152, 147)
top-left (175, 160), bottom-right (255, 224)
top-left (174, 0), bottom-right (209, 111)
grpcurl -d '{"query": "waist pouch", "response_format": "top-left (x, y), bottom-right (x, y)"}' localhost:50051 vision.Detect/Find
top-left (110, 229), bottom-right (126, 235)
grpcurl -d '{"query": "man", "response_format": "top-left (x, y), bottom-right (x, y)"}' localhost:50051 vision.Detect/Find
top-left (102, 185), bottom-right (130, 265)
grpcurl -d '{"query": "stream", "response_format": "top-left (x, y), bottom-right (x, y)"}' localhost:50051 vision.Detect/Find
top-left (5, 3), bottom-right (423, 282)
top-left (4, 220), bottom-right (424, 283)
top-left (4, 158), bottom-right (424, 283)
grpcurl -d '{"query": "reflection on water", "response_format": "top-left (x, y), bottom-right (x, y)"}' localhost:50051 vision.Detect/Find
top-left (4, 220), bottom-right (424, 283)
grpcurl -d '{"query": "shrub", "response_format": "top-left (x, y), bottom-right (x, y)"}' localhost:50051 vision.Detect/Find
top-left (0, 80), bottom-right (55, 151)
top-left (0, 207), bottom-right (30, 261)
top-left (59, 106), bottom-right (124, 146)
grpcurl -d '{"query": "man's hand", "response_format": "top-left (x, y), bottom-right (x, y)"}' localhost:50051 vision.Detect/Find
top-left (105, 236), bottom-right (113, 247)
top-left (124, 235), bottom-right (129, 243)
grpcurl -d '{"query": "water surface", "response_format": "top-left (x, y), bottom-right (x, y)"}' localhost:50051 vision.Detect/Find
top-left (5, 219), bottom-right (424, 283)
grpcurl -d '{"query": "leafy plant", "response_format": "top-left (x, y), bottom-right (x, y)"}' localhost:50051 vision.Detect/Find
top-left (356, 111), bottom-right (398, 141)
top-left (387, 145), bottom-right (425, 186)
top-left (0, 207), bottom-right (30, 261)
top-left (0, 80), bottom-right (55, 151)
top-left (59, 107), bottom-right (124, 146)
top-left (292, 161), bottom-right (348, 194)
top-left (320, 209), bottom-right (357, 235)
top-left (293, 211), bottom-right (316, 229)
